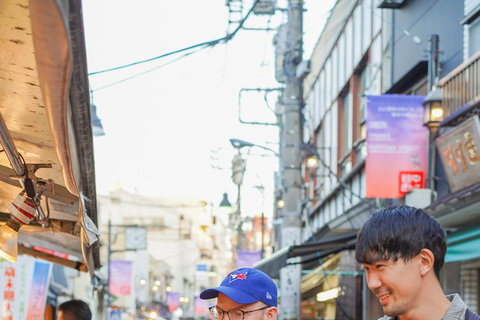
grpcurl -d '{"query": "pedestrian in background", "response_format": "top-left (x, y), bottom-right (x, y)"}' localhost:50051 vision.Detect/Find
top-left (57, 299), bottom-right (92, 320)
top-left (356, 205), bottom-right (480, 320)
top-left (200, 267), bottom-right (278, 320)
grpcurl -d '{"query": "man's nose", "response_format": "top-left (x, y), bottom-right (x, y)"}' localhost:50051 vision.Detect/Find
top-left (367, 272), bottom-right (382, 290)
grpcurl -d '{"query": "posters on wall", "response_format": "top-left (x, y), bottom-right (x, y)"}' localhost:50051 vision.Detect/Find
top-left (365, 95), bottom-right (428, 198)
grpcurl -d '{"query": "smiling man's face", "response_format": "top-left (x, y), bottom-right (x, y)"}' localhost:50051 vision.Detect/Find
top-left (363, 254), bottom-right (424, 318)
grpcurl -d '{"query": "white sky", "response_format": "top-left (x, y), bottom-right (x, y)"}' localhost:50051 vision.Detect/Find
top-left (82, 0), bottom-right (336, 218)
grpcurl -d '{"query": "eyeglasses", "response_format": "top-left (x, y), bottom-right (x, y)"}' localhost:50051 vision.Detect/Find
top-left (209, 306), bottom-right (270, 320)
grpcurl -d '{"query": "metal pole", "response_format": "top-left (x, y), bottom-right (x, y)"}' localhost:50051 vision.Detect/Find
top-left (107, 220), bottom-right (111, 314)
top-left (279, 1), bottom-right (303, 320)
top-left (236, 184), bottom-right (242, 251)
top-left (428, 34), bottom-right (440, 91)
top-left (261, 212), bottom-right (265, 259)
top-left (427, 34), bottom-right (440, 190)
top-left (0, 112), bottom-right (24, 176)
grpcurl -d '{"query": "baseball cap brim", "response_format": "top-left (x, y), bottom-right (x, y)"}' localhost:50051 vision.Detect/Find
top-left (200, 286), bottom-right (259, 305)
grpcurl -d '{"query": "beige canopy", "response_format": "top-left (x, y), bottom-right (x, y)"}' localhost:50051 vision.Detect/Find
top-left (0, 0), bottom-right (100, 278)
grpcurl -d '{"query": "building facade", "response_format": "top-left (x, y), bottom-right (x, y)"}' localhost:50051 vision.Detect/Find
top-left (97, 188), bottom-right (233, 320)
top-left (259, 0), bottom-right (475, 319)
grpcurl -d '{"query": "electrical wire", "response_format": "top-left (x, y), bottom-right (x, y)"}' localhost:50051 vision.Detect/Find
top-left (91, 46), bottom-right (204, 92)
top-left (88, 0), bottom-right (261, 77)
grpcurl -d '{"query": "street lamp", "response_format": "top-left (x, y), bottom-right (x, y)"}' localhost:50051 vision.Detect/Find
top-left (228, 138), bottom-right (278, 258)
top-left (305, 144), bottom-right (320, 170)
top-left (423, 84), bottom-right (444, 128)
top-left (107, 221), bottom-right (147, 311)
top-left (229, 138), bottom-right (279, 156)
top-left (423, 82), bottom-right (443, 190)
top-left (219, 193), bottom-right (232, 208)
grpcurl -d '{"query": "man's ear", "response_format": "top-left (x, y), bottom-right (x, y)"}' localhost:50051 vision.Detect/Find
top-left (265, 307), bottom-right (278, 320)
top-left (418, 248), bottom-right (435, 276)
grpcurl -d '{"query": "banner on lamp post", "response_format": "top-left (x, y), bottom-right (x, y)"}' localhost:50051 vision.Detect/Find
top-left (167, 292), bottom-right (181, 312)
top-left (365, 94), bottom-right (428, 198)
top-left (194, 297), bottom-right (208, 315)
top-left (109, 260), bottom-right (132, 296)
top-left (236, 250), bottom-right (262, 268)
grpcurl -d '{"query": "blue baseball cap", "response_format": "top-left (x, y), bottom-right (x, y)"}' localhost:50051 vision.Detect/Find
top-left (200, 268), bottom-right (277, 307)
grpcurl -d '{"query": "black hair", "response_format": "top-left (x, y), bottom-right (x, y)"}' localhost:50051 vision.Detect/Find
top-left (58, 299), bottom-right (92, 320)
top-left (355, 205), bottom-right (447, 279)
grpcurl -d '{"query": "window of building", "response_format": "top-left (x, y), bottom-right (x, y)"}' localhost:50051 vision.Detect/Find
top-left (338, 90), bottom-right (353, 176)
top-left (353, 66), bottom-right (368, 163)
top-left (469, 15), bottom-right (480, 57)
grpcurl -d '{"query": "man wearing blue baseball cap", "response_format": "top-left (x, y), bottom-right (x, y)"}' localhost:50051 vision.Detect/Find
top-left (200, 267), bottom-right (278, 320)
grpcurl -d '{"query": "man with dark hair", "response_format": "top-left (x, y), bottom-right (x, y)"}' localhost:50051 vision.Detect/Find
top-left (355, 205), bottom-right (479, 320)
top-left (199, 267), bottom-right (278, 320)
top-left (58, 299), bottom-right (92, 320)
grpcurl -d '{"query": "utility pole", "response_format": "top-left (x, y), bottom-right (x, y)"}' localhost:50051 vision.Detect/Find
top-left (278, 1), bottom-right (303, 320)
top-left (425, 34), bottom-right (441, 193)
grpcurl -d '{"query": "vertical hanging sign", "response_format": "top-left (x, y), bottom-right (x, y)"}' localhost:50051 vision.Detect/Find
top-left (365, 95), bottom-right (428, 198)
top-left (109, 260), bottom-right (132, 296)
top-left (26, 261), bottom-right (52, 320)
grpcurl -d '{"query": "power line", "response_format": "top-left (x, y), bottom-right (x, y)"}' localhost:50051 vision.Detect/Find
top-left (88, 0), bottom-right (261, 77)
top-left (91, 46), bottom-right (204, 92)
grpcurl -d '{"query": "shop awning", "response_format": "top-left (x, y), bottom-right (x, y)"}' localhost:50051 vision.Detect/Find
top-left (0, 0), bottom-right (99, 278)
top-left (445, 225), bottom-right (480, 263)
top-left (254, 232), bottom-right (358, 279)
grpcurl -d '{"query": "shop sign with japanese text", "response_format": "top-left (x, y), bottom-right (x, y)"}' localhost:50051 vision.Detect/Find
top-left (436, 115), bottom-right (480, 192)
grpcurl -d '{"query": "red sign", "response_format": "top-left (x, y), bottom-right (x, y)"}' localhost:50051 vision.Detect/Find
top-left (399, 171), bottom-right (424, 195)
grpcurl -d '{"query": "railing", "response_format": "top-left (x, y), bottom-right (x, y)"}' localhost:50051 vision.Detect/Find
top-left (440, 50), bottom-right (480, 117)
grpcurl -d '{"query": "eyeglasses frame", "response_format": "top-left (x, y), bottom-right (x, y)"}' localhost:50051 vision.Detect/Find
top-left (209, 305), bottom-right (270, 320)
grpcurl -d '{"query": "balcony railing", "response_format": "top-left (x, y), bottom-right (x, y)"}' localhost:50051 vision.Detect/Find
top-left (440, 50), bottom-right (480, 118)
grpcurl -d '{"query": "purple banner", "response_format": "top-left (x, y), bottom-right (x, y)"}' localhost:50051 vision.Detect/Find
top-left (236, 250), bottom-right (262, 268)
top-left (365, 94), bottom-right (428, 198)
top-left (194, 297), bottom-right (209, 315)
top-left (167, 292), bottom-right (181, 312)
top-left (109, 260), bottom-right (132, 296)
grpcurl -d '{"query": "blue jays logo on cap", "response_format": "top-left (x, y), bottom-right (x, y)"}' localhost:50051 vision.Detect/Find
top-left (199, 267), bottom-right (278, 307)
top-left (228, 271), bottom-right (247, 282)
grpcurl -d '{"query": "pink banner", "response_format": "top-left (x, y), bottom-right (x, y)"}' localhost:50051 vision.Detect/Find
top-left (167, 292), bottom-right (180, 312)
top-left (365, 95), bottom-right (428, 198)
top-left (236, 250), bottom-right (262, 268)
top-left (194, 297), bottom-right (209, 315)
top-left (109, 260), bottom-right (132, 296)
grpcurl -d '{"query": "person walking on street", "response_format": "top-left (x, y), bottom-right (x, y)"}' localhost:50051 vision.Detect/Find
top-left (200, 267), bottom-right (278, 320)
top-left (355, 205), bottom-right (480, 320)
top-left (57, 299), bottom-right (92, 320)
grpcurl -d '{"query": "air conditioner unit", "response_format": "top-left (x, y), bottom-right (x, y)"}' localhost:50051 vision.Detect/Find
top-left (405, 188), bottom-right (436, 209)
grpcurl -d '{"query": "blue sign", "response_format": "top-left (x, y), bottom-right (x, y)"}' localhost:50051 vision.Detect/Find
top-left (197, 264), bottom-right (207, 271)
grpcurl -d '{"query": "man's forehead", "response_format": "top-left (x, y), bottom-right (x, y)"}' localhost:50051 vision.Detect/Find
top-left (362, 250), bottom-right (397, 264)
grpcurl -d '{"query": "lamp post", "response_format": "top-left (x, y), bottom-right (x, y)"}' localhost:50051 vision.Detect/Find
top-left (107, 221), bottom-right (147, 315)
top-left (228, 138), bottom-right (278, 259)
top-left (423, 34), bottom-right (444, 193)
